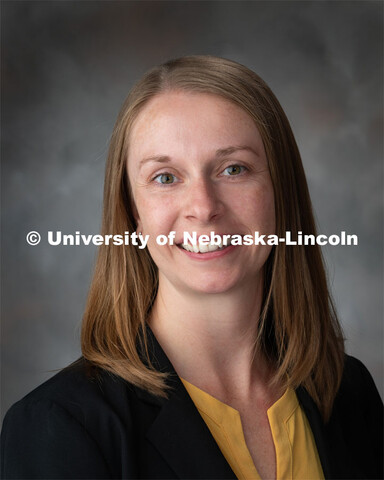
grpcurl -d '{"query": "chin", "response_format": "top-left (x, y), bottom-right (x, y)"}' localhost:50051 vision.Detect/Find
top-left (184, 274), bottom-right (241, 296)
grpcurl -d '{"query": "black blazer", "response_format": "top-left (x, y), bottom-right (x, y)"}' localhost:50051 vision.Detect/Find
top-left (1, 328), bottom-right (383, 479)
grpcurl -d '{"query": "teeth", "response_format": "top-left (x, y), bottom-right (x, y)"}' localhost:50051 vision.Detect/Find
top-left (179, 234), bottom-right (243, 253)
top-left (181, 241), bottom-right (227, 254)
top-left (198, 244), bottom-right (209, 253)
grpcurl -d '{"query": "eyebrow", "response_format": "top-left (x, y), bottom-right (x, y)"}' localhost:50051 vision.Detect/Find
top-left (215, 145), bottom-right (259, 158)
top-left (139, 145), bottom-right (259, 168)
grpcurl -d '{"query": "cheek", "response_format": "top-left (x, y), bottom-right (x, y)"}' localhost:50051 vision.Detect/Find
top-left (135, 193), bottom-right (176, 234)
top-left (259, 187), bottom-right (275, 231)
top-left (232, 183), bottom-right (275, 233)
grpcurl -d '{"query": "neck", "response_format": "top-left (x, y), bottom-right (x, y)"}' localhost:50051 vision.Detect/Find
top-left (149, 274), bottom-right (273, 399)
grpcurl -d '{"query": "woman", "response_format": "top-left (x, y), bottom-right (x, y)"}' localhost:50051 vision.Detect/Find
top-left (1, 56), bottom-right (382, 480)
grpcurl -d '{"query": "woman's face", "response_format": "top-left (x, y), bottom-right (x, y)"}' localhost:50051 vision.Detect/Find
top-left (127, 91), bottom-right (275, 295)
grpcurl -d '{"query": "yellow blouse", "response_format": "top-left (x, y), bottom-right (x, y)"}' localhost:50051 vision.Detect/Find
top-left (181, 378), bottom-right (324, 480)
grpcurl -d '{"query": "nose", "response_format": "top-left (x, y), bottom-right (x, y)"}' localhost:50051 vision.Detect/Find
top-left (183, 177), bottom-right (224, 224)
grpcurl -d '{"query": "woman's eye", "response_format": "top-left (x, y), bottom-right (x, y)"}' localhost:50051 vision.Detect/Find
top-left (223, 165), bottom-right (245, 176)
top-left (153, 173), bottom-right (177, 185)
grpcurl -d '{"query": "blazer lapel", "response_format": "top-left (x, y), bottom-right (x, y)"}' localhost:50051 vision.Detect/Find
top-left (146, 377), bottom-right (236, 479)
top-left (136, 326), bottom-right (237, 479)
top-left (296, 387), bottom-right (353, 480)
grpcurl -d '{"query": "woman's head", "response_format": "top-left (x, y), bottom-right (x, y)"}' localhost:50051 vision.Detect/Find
top-left (103, 56), bottom-right (311, 300)
top-left (82, 56), bottom-right (344, 420)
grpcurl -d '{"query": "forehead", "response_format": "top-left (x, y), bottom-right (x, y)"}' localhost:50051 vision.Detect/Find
top-left (127, 91), bottom-right (264, 160)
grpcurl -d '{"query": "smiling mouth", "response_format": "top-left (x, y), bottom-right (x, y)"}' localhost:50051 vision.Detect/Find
top-left (178, 236), bottom-right (240, 254)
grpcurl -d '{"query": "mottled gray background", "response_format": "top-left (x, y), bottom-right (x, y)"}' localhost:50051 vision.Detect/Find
top-left (1, 1), bottom-right (383, 420)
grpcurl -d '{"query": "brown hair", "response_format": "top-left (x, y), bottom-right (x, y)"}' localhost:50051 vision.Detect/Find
top-left (81, 55), bottom-right (344, 421)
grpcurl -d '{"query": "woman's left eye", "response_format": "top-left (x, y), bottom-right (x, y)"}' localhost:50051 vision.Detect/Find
top-left (222, 165), bottom-right (246, 176)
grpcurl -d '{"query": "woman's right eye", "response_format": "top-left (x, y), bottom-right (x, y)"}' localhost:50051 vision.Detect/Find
top-left (153, 173), bottom-right (177, 185)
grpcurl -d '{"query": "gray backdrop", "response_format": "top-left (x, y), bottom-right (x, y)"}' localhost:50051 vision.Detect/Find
top-left (2, 1), bottom-right (383, 420)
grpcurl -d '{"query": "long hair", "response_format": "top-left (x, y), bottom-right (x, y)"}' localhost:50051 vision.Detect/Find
top-left (81, 55), bottom-right (344, 421)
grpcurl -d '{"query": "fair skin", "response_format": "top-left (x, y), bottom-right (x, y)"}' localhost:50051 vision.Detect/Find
top-left (127, 90), bottom-right (282, 480)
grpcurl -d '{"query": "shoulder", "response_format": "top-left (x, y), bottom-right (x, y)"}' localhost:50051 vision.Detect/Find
top-left (1, 357), bottom-right (139, 434)
top-left (3, 358), bottom-right (129, 422)
top-left (328, 355), bottom-right (383, 478)
top-left (1, 359), bottom-right (139, 479)
top-left (336, 355), bottom-right (382, 408)
top-left (332, 354), bottom-right (383, 430)
top-left (342, 355), bottom-right (378, 385)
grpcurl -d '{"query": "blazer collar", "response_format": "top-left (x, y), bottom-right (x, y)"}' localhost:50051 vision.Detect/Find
top-left (134, 325), bottom-right (237, 479)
